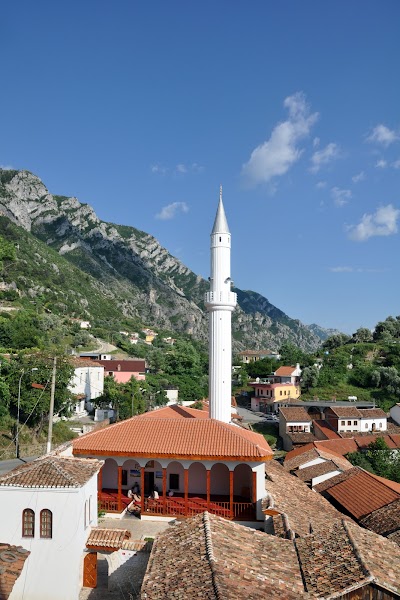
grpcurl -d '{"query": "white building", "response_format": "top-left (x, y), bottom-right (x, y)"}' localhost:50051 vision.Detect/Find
top-left (0, 455), bottom-right (102, 600)
top-left (204, 187), bottom-right (237, 423)
top-left (390, 403), bottom-right (400, 426)
top-left (279, 407), bottom-right (313, 451)
top-left (325, 407), bottom-right (387, 434)
top-left (68, 358), bottom-right (105, 416)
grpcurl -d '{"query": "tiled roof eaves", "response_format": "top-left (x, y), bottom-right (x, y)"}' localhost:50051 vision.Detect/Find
top-left (73, 449), bottom-right (272, 462)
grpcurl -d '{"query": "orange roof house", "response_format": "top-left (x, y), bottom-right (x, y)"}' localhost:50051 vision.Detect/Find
top-left (72, 406), bottom-right (273, 522)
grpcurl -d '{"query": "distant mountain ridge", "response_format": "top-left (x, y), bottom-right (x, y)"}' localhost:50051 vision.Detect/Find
top-left (0, 169), bottom-right (337, 351)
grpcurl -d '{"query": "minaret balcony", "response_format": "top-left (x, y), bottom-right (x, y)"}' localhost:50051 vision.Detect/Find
top-left (204, 291), bottom-right (237, 308)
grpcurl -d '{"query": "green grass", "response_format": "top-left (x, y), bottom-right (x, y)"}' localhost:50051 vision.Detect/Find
top-left (250, 422), bottom-right (278, 448)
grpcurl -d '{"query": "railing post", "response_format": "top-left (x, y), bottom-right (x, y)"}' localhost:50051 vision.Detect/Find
top-left (117, 466), bottom-right (122, 512)
top-left (206, 469), bottom-right (211, 512)
top-left (162, 467), bottom-right (167, 515)
top-left (252, 470), bottom-right (257, 505)
top-left (141, 467), bottom-right (145, 515)
top-left (184, 468), bottom-right (189, 516)
top-left (229, 470), bottom-right (234, 519)
top-left (97, 467), bottom-right (103, 502)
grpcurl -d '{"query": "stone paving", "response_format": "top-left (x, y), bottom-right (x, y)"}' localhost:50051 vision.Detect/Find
top-left (79, 516), bottom-right (173, 600)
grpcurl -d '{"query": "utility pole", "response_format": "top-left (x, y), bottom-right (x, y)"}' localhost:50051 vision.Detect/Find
top-left (46, 356), bottom-right (57, 454)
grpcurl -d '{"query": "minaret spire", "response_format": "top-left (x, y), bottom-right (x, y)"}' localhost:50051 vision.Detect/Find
top-left (205, 187), bottom-right (237, 423)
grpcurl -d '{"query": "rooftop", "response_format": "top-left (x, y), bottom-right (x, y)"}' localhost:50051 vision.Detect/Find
top-left (275, 366), bottom-right (298, 376)
top-left (86, 528), bottom-right (131, 550)
top-left (263, 460), bottom-right (346, 538)
top-left (319, 467), bottom-right (400, 519)
top-left (73, 409), bottom-right (273, 461)
top-left (0, 543), bottom-right (30, 600)
top-left (279, 407), bottom-right (311, 422)
top-left (360, 498), bottom-right (400, 540)
top-left (141, 512), bottom-right (307, 599)
top-left (295, 520), bottom-right (400, 597)
top-left (0, 456), bottom-right (102, 488)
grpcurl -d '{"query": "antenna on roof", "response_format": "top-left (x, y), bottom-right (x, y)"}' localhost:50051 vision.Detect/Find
top-left (220, 185), bottom-right (222, 202)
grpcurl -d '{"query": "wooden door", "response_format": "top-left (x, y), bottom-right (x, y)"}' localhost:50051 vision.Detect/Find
top-left (83, 552), bottom-right (97, 588)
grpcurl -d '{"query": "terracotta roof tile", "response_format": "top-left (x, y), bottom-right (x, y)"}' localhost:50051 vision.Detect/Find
top-left (313, 467), bottom-right (361, 493)
top-left (140, 405), bottom-right (209, 419)
top-left (314, 438), bottom-right (359, 455)
top-left (328, 406), bottom-right (362, 418)
top-left (312, 419), bottom-right (341, 439)
top-left (264, 460), bottom-right (346, 537)
top-left (280, 407), bottom-right (311, 422)
top-left (354, 433), bottom-right (398, 448)
top-left (0, 456), bottom-right (102, 488)
top-left (323, 468), bottom-right (400, 519)
top-left (359, 408), bottom-right (387, 418)
top-left (287, 432), bottom-right (317, 444)
top-left (275, 366), bottom-right (297, 376)
top-left (295, 520), bottom-right (400, 597)
top-left (0, 543), bottom-right (30, 600)
top-left (360, 498), bottom-right (400, 539)
top-left (97, 359), bottom-right (146, 372)
top-left (86, 528), bottom-right (131, 549)
top-left (141, 512), bottom-right (307, 599)
top-left (73, 417), bottom-right (273, 461)
top-left (295, 460), bottom-right (339, 482)
top-left (71, 358), bottom-right (104, 368)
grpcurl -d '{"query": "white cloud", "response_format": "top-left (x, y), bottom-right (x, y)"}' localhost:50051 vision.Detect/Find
top-left (151, 164), bottom-right (168, 175)
top-left (313, 137), bottom-right (320, 148)
top-left (352, 171), bottom-right (365, 183)
top-left (330, 266), bottom-right (387, 273)
top-left (367, 124), bottom-right (399, 147)
top-left (0, 164), bottom-right (14, 170)
top-left (310, 143), bottom-right (340, 173)
top-left (347, 204), bottom-right (400, 241)
top-left (331, 187), bottom-right (352, 207)
top-left (375, 159), bottom-right (387, 169)
top-left (329, 266), bottom-right (354, 273)
top-left (241, 91), bottom-right (318, 185)
top-left (176, 164), bottom-right (187, 174)
top-left (174, 163), bottom-right (204, 174)
top-left (155, 202), bottom-right (189, 220)
top-left (392, 159), bottom-right (400, 169)
top-left (316, 180), bottom-right (327, 189)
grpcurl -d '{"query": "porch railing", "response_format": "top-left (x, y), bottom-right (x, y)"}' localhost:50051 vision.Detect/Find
top-left (143, 498), bottom-right (255, 520)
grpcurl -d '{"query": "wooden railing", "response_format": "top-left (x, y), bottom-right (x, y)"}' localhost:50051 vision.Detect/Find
top-left (98, 497), bottom-right (119, 513)
top-left (143, 498), bottom-right (255, 520)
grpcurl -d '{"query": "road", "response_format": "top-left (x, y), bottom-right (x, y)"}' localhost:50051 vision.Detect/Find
top-left (0, 456), bottom-right (38, 475)
top-left (236, 406), bottom-right (268, 424)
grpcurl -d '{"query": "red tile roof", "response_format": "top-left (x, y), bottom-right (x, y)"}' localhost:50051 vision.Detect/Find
top-left (141, 512), bottom-right (307, 599)
top-left (328, 406), bottom-right (362, 418)
top-left (97, 359), bottom-right (146, 372)
top-left (141, 405), bottom-right (209, 419)
top-left (312, 419), bottom-right (341, 439)
top-left (0, 544), bottom-right (30, 600)
top-left (0, 456), bottom-right (103, 488)
top-left (275, 366), bottom-right (297, 376)
top-left (359, 408), bottom-right (387, 418)
top-left (323, 468), bottom-right (400, 519)
top-left (280, 407), bottom-right (311, 422)
top-left (73, 417), bottom-right (273, 461)
top-left (360, 498), bottom-right (400, 540)
top-left (86, 528), bottom-right (131, 550)
top-left (295, 460), bottom-right (339, 482)
top-left (296, 520), bottom-right (400, 597)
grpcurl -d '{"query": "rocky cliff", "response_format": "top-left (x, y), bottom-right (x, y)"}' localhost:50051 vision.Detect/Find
top-left (0, 169), bottom-right (330, 351)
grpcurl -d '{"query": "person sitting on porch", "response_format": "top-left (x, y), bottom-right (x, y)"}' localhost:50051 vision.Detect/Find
top-left (149, 488), bottom-right (159, 500)
top-left (167, 489), bottom-right (174, 497)
top-left (128, 482), bottom-right (140, 498)
top-left (127, 495), bottom-right (141, 515)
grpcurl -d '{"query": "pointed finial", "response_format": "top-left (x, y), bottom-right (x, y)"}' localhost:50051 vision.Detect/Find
top-left (211, 185), bottom-right (230, 234)
top-left (220, 185), bottom-right (223, 202)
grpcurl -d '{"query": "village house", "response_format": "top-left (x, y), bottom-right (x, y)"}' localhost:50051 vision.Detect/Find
top-left (0, 455), bottom-right (102, 600)
top-left (283, 444), bottom-right (353, 489)
top-left (68, 357), bottom-right (105, 416)
top-left (390, 403), bottom-right (400, 426)
top-left (250, 364), bottom-right (302, 414)
top-left (315, 466), bottom-right (400, 545)
top-left (325, 406), bottom-right (388, 434)
top-left (97, 359), bottom-right (146, 383)
top-left (142, 328), bottom-right (157, 344)
top-left (278, 407), bottom-right (315, 451)
top-left (237, 349), bottom-right (281, 363)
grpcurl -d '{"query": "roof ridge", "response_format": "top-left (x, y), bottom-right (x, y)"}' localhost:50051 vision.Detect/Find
top-left (49, 458), bottom-right (82, 486)
top-left (203, 512), bottom-right (223, 600)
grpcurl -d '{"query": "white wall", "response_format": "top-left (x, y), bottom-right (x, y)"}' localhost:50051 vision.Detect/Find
top-left (359, 417), bottom-right (387, 432)
top-left (298, 457), bottom-right (324, 470)
top-left (4, 475), bottom-right (98, 600)
top-left (311, 470), bottom-right (341, 488)
top-left (390, 405), bottom-right (400, 426)
top-left (69, 366), bottom-right (104, 402)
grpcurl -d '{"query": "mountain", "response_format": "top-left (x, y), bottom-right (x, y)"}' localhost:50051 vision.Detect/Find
top-left (0, 169), bottom-right (330, 352)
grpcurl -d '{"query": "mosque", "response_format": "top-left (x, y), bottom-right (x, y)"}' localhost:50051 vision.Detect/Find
top-left (72, 189), bottom-right (273, 521)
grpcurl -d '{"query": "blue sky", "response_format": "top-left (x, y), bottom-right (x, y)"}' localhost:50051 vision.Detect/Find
top-left (1, 1), bottom-right (400, 334)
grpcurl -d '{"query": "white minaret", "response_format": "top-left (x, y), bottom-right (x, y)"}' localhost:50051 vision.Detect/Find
top-left (205, 186), bottom-right (237, 423)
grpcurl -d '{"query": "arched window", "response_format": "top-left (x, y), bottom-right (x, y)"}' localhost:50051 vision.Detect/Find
top-left (22, 509), bottom-right (35, 537)
top-left (40, 509), bottom-right (52, 538)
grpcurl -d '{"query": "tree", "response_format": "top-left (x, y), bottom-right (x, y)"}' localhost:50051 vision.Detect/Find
top-left (0, 235), bottom-right (16, 273)
top-left (322, 333), bottom-right (351, 351)
top-left (346, 451), bottom-right (375, 473)
top-left (279, 342), bottom-right (307, 366)
top-left (352, 328), bottom-right (373, 344)
top-left (366, 437), bottom-right (399, 482)
top-left (301, 366), bottom-right (319, 391)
